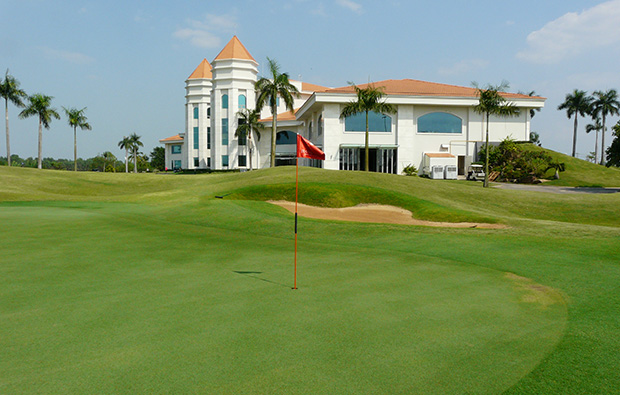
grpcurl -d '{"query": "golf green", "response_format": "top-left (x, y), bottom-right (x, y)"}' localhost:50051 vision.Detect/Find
top-left (1, 201), bottom-right (566, 394)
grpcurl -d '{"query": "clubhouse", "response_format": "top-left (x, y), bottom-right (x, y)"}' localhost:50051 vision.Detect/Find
top-left (160, 36), bottom-right (545, 175)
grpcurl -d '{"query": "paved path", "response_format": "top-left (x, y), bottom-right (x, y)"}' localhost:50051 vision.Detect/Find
top-left (493, 184), bottom-right (620, 194)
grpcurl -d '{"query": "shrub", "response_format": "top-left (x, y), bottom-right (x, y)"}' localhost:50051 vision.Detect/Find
top-left (402, 164), bottom-right (418, 176)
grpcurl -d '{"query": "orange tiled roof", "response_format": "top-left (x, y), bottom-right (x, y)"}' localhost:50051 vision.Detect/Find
top-left (259, 108), bottom-right (300, 122)
top-left (188, 59), bottom-right (212, 79)
top-left (159, 134), bottom-right (184, 143)
top-left (213, 36), bottom-right (256, 62)
top-left (323, 79), bottom-right (544, 99)
top-left (425, 153), bottom-right (455, 158)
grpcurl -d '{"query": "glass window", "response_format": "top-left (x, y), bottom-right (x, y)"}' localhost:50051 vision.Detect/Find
top-left (308, 121), bottom-right (313, 139)
top-left (207, 107), bottom-right (211, 118)
top-left (194, 157), bottom-right (199, 167)
top-left (276, 131), bottom-right (296, 145)
top-left (238, 119), bottom-right (247, 145)
top-left (238, 94), bottom-right (246, 109)
top-left (207, 127), bottom-right (211, 149)
top-left (173, 160), bottom-right (182, 169)
top-left (171, 145), bottom-right (182, 154)
top-left (222, 155), bottom-right (229, 167)
top-left (318, 115), bottom-right (323, 136)
top-left (239, 155), bottom-right (247, 167)
top-left (277, 97), bottom-right (280, 107)
top-left (418, 112), bottom-right (462, 134)
top-left (193, 106), bottom-right (199, 119)
top-left (222, 94), bottom-right (228, 109)
top-left (193, 127), bottom-right (199, 149)
top-left (345, 111), bottom-right (392, 132)
top-left (207, 157), bottom-right (211, 168)
top-left (222, 119), bottom-right (228, 145)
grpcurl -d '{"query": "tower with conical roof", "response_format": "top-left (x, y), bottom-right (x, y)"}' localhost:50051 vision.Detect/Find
top-left (210, 36), bottom-right (259, 169)
top-left (185, 58), bottom-right (213, 169)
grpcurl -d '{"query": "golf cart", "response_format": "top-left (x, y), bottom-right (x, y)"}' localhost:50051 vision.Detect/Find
top-left (466, 164), bottom-right (485, 181)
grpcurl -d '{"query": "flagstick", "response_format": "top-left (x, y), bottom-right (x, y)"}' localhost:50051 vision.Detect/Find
top-left (293, 157), bottom-right (299, 290)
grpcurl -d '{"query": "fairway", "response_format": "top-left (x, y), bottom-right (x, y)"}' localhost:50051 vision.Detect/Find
top-left (1, 166), bottom-right (620, 394)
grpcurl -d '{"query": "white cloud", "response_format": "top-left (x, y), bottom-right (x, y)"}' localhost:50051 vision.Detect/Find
top-left (438, 59), bottom-right (489, 76)
top-left (41, 47), bottom-right (94, 64)
top-left (517, 0), bottom-right (620, 64)
top-left (174, 14), bottom-right (237, 49)
top-left (336, 0), bottom-right (362, 13)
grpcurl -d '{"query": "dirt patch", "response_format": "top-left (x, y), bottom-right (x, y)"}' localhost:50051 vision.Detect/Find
top-left (268, 200), bottom-right (506, 229)
top-left (505, 273), bottom-right (565, 308)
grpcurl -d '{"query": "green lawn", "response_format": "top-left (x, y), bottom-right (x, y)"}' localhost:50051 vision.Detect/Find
top-left (1, 166), bottom-right (619, 394)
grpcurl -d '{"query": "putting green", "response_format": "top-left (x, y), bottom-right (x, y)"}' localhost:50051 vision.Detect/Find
top-left (0, 202), bottom-right (567, 394)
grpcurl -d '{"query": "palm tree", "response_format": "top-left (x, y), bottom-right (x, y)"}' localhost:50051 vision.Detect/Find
top-left (0, 70), bottom-right (27, 167)
top-left (557, 89), bottom-right (593, 158)
top-left (585, 117), bottom-right (603, 164)
top-left (235, 108), bottom-right (264, 170)
top-left (591, 89), bottom-right (620, 165)
top-left (102, 151), bottom-right (116, 172)
top-left (473, 82), bottom-right (520, 187)
top-left (18, 94), bottom-right (60, 169)
top-left (118, 136), bottom-right (132, 173)
top-left (339, 83), bottom-right (396, 171)
top-left (127, 133), bottom-right (143, 173)
top-left (255, 58), bottom-right (300, 167)
top-left (63, 107), bottom-right (91, 171)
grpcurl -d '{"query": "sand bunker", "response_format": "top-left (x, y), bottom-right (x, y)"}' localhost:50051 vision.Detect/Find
top-left (268, 201), bottom-right (505, 229)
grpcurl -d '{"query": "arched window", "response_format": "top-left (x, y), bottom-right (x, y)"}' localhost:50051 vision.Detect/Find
top-left (308, 121), bottom-right (313, 139)
top-left (418, 112), bottom-right (462, 133)
top-left (193, 106), bottom-right (199, 119)
top-left (344, 111), bottom-right (392, 132)
top-left (238, 94), bottom-right (246, 109)
top-left (276, 131), bottom-right (296, 145)
top-left (222, 94), bottom-right (228, 109)
top-left (318, 115), bottom-right (323, 136)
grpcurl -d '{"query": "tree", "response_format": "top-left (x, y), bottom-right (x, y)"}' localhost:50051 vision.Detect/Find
top-left (529, 131), bottom-right (542, 146)
top-left (127, 133), bottom-right (143, 173)
top-left (101, 151), bottom-right (116, 172)
top-left (255, 58), bottom-right (300, 167)
top-left (18, 94), bottom-right (60, 169)
top-left (473, 82), bottom-right (520, 187)
top-left (235, 108), bottom-right (264, 170)
top-left (150, 146), bottom-right (165, 171)
top-left (557, 89), bottom-right (593, 158)
top-left (339, 83), bottom-right (396, 172)
top-left (118, 136), bottom-right (132, 173)
top-left (606, 120), bottom-right (620, 167)
top-left (62, 107), bottom-right (91, 171)
top-left (591, 89), bottom-right (620, 165)
top-left (585, 116), bottom-right (603, 164)
top-left (0, 70), bottom-right (27, 167)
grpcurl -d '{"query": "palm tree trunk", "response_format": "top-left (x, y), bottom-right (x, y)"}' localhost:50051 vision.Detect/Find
top-left (5, 100), bottom-right (10, 167)
top-left (133, 148), bottom-right (137, 173)
top-left (125, 148), bottom-right (128, 173)
top-left (365, 110), bottom-right (369, 172)
top-left (37, 117), bottom-right (43, 169)
top-left (595, 128), bottom-right (599, 164)
top-left (572, 114), bottom-right (578, 157)
top-left (270, 104), bottom-right (277, 168)
top-left (248, 132), bottom-right (253, 171)
top-left (484, 112), bottom-right (490, 188)
top-left (74, 126), bottom-right (78, 171)
top-left (600, 115), bottom-right (606, 165)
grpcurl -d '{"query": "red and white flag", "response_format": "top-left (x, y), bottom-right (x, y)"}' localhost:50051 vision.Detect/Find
top-left (296, 134), bottom-right (325, 160)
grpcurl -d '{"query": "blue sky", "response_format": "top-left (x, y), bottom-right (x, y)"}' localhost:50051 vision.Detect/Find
top-left (2, 0), bottom-right (620, 161)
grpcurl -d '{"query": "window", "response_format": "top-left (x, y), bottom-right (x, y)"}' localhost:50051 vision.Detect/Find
top-left (222, 155), bottom-right (229, 167)
top-left (277, 97), bottom-right (280, 107)
top-left (193, 127), bottom-right (199, 149)
top-left (207, 107), bottom-right (211, 118)
top-left (222, 119), bottom-right (228, 145)
top-left (276, 131), bottom-right (296, 145)
top-left (238, 94), bottom-right (246, 109)
top-left (308, 121), bottom-right (313, 140)
top-left (418, 112), bottom-right (462, 134)
top-left (207, 157), bottom-right (211, 168)
top-left (173, 160), bottom-right (182, 170)
top-left (239, 155), bottom-right (247, 167)
top-left (207, 127), bottom-right (211, 149)
top-left (194, 157), bottom-right (199, 167)
top-left (222, 94), bottom-right (228, 109)
top-left (345, 111), bottom-right (392, 132)
top-left (171, 145), bottom-right (182, 154)
top-left (193, 106), bottom-right (199, 119)
top-left (238, 118), bottom-right (246, 146)
top-left (318, 115), bottom-right (323, 136)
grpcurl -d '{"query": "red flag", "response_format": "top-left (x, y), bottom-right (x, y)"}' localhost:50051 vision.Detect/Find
top-left (296, 134), bottom-right (325, 160)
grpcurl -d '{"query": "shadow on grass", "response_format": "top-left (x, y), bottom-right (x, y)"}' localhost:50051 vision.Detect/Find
top-left (233, 271), bottom-right (290, 288)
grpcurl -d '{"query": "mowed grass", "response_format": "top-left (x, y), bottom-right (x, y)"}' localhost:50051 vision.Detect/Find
top-left (1, 165), bottom-right (620, 393)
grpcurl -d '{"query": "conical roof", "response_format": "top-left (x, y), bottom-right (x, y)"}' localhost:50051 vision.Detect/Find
top-left (188, 58), bottom-right (212, 79)
top-left (213, 36), bottom-right (256, 62)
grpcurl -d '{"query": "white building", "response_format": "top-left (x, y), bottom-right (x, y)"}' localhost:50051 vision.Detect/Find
top-left (161, 36), bottom-right (545, 175)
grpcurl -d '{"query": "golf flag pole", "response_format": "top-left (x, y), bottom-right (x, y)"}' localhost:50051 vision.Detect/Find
top-left (293, 134), bottom-right (325, 290)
